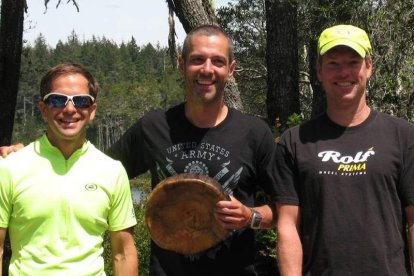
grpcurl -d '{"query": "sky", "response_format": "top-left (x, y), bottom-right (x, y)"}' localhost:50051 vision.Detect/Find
top-left (23, 0), bottom-right (230, 47)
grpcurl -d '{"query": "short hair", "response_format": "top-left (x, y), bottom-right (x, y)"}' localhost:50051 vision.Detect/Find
top-left (181, 24), bottom-right (234, 62)
top-left (40, 63), bottom-right (100, 99)
top-left (317, 50), bottom-right (373, 66)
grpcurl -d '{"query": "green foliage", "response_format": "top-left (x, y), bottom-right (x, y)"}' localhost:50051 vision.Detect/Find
top-left (366, 0), bottom-right (414, 121)
top-left (217, 0), bottom-right (414, 125)
top-left (217, 0), bottom-right (267, 117)
top-left (273, 113), bottom-right (303, 141)
top-left (254, 229), bottom-right (278, 275)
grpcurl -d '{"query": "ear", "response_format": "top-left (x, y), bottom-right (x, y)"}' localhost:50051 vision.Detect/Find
top-left (38, 102), bottom-right (48, 120)
top-left (365, 57), bottom-right (373, 79)
top-left (228, 60), bottom-right (236, 78)
top-left (178, 55), bottom-right (185, 75)
top-left (88, 103), bottom-right (97, 122)
top-left (316, 61), bottom-right (323, 82)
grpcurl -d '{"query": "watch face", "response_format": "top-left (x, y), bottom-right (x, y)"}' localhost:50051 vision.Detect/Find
top-left (251, 211), bottom-right (262, 229)
top-left (252, 218), bottom-right (261, 228)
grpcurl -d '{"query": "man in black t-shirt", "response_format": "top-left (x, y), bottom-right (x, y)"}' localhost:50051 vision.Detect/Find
top-left (275, 24), bottom-right (414, 275)
top-left (107, 25), bottom-right (278, 276)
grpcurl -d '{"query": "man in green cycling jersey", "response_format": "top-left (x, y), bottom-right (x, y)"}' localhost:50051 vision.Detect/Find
top-left (0, 63), bottom-right (138, 275)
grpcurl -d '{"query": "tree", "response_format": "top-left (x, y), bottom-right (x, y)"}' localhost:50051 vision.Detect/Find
top-left (12, 36), bottom-right (51, 144)
top-left (217, 0), bottom-right (267, 117)
top-left (367, 0), bottom-right (414, 120)
top-left (165, 0), bottom-right (243, 110)
top-left (265, 0), bottom-right (300, 127)
top-left (0, 0), bottom-right (26, 146)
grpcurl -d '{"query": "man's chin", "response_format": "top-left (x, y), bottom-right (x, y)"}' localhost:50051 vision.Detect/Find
top-left (193, 90), bottom-right (225, 103)
top-left (55, 128), bottom-right (85, 140)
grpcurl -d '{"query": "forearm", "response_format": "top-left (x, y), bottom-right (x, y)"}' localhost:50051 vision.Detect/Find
top-left (276, 204), bottom-right (302, 276)
top-left (112, 244), bottom-right (138, 276)
top-left (111, 228), bottom-right (138, 276)
top-left (405, 205), bottom-right (414, 273)
top-left (277, 226), bottom-right (302, 276)
top-left (408, 222), bottom-right (414, 272)
top-left (0, 228), bottom-right (6, 276)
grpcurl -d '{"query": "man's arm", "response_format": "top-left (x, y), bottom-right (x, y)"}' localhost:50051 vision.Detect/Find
top-left (406, 205), bottom-right (414, 272)
top-left (110, 227), bottom-right (138, 276)
top-left (0, 227), bottom-right (7, 276)
top-left (276, 203), bottom-right (302, 276)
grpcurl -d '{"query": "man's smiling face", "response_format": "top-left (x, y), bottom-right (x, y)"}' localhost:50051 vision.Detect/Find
top-left (39, 73), bottom-right (96, 148)
top-left (179, 33), bottom-right (236, 106)
top-left (317, 45), bottom-right (372, 109)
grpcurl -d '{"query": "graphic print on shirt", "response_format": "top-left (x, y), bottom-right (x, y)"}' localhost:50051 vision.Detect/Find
top-left (157, 141), bottom-right (244, 196)
top-left (318, 147), bottom-right (375, 176)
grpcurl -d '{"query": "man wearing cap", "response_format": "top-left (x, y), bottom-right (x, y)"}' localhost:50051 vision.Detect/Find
top-left (274, 24), bottom-right (414, 275)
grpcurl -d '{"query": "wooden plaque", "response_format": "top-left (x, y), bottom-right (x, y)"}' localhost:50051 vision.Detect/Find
top-left (145, 173), bottom-right (230, 255)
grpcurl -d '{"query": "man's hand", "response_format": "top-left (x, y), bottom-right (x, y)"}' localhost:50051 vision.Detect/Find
top-left (0, 143), bottom-right (24, 158)
top-left (214, 196), bottom-right (252, 230)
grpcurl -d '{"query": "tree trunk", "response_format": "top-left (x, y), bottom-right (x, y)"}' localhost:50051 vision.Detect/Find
top-left (265, 0), bottom-right (300, 127)
top-left (166, 0), bottom-right (217, 32)
top-left (309, 41), bottom-right (326, 118)
top-left (0, 0), bottom-right (25, 145)
top-left (308, 1), bottom-right (329, 118)
top-left (166, 0), bottom-right (243, 110)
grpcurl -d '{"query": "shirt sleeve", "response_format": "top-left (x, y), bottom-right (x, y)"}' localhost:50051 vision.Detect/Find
top-left (274, 132), bottom-right (300, 206)
top-left (107, 119), bottom-right (150, 179)
top-left (255, 126), bottom-right (279, 201)
top-left (400, 136), bottom-right (414, 207)
top-left (0, 163), bottom-right (12, 228)
top-left (107, 163), bottom-right (137, 232)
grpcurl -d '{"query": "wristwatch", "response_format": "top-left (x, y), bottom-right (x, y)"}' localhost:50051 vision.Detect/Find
top-left (249, 208), bottom-right (263, 229)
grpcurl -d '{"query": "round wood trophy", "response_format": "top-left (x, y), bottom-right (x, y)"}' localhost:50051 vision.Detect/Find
top-left (145, 173), bottom-right (231, 255)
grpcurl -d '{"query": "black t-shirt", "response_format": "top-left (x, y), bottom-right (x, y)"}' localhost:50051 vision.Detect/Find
top-left (275, 110), bottom-right (414, 276)
top-left (108, 103), bottom-right (278, 276)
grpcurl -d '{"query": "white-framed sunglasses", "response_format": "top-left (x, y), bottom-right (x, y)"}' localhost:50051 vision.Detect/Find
top-left (43, 92), bottom-right (95, 108)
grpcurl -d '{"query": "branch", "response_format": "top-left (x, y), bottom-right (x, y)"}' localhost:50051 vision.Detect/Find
top-left (44, 0), bottom-right (79, 12)
top-left (167, 1), bottom-right (178, 68)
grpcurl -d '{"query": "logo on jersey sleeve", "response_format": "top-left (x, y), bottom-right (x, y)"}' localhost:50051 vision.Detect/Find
top-left (318, 147), bottom-right (375, 176)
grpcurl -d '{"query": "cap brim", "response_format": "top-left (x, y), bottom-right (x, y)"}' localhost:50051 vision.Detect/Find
top-left (319, 39), bottom-right (366, 57)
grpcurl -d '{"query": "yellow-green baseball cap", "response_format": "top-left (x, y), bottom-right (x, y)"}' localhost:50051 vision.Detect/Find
top-left (317, 25), bottom-right (372, 57)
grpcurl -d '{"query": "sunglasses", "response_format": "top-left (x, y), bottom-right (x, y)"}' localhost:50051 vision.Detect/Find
top-left (43, 92), bottom-right (95, 108)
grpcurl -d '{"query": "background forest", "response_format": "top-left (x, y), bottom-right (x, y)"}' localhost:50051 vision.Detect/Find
top-left (1, 0), bottom-right (414, 275)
